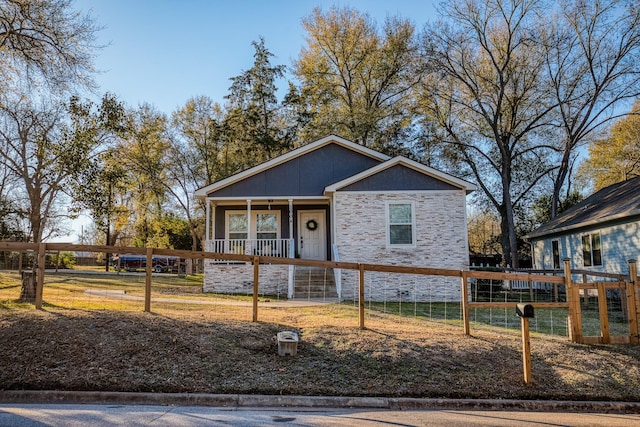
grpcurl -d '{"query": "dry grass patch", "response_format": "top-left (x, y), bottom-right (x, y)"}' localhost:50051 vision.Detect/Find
top-left (1, 304), bottom-right (640, 400)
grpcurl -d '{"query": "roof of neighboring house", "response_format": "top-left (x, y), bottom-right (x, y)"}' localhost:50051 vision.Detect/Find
top-left (525, 176), bottom-right (640, 240)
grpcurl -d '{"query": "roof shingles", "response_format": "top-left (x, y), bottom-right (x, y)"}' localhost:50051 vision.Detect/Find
top-left (526, 176), bottom-right (640, 239)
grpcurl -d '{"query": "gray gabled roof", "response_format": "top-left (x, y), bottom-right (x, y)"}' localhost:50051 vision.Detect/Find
top-left (525, 176), bottom-right (640, 240)
top-left (194, 135), bottom-right (389, 198)
top-left (324, 156), bottom-right (476, 194)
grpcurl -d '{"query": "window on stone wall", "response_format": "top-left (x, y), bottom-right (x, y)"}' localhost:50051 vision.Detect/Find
top-left (582, 233), bottom-right (602, 267)
top-left (387, 202), bottom-right (415, 246)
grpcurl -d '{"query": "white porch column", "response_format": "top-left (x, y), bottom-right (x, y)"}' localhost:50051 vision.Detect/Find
top-left (288, 198), bottom-right (294, 299)
top-left (246, 200), bottom-right (252, 255)
top-left (205, 199), bottom-right (211, 242)
top-left (288, 199), bottom-right (294, 245)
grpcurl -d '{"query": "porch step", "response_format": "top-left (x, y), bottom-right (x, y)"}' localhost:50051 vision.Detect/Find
top-left (293, 266), bottom-right (337, 299)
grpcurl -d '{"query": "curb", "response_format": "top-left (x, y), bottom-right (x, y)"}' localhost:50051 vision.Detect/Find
top-left (1, 391), bottom-right (639, 413)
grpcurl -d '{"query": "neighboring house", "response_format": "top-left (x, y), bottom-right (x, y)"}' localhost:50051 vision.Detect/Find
top-left (525, 176), bottom-right (640, 276)
top-left (195, 135), bottom-right (476, 301)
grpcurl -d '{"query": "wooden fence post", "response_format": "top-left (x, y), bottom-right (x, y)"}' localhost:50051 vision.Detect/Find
top-left (597, 282), bottom-right (610, 344)
top-left (461, 271), bottom-right (470, 335)
top-left (521, 316), bottom-right (532, 385)
top-left (252, 256), bottom-right (260, 322)
top-left (564, 258), bottom-right (581, 343)
top-left (359, 264), bottom-right (365, 330)
top-left (35, 243), bottom-right (46, 310)
top-left (628, 260), bottom-right (639, 344)
top-left (144, 247), bottom-right (152, 312)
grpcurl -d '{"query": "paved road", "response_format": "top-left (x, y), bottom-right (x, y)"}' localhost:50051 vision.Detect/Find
top-left (1, 404), bottom-right (640, 426)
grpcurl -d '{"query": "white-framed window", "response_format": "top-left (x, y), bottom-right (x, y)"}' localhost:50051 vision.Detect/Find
top-left (386, 201), bottom-right (415, 246)
top-left (256, 213), bottom-right (278, 240)
top-left (225, 210), bottom-right (280, 240)
top-left (582, 233), bottom-right (602, 267)
top-left (228, 213), bottom-right (248, 240)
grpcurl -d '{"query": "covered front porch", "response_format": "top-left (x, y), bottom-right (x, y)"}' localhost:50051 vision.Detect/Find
top-left (201, 198), bottom-right (339, 300)
top-left (203, 198), bottom-right (332, 262)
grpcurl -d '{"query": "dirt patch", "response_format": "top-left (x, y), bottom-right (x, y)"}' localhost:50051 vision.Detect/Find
top-left (1, 307), bottom-right (639, 400)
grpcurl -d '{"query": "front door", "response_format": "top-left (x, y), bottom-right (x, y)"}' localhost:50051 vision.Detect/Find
top-left (298, 210), bottom-right (326, 260)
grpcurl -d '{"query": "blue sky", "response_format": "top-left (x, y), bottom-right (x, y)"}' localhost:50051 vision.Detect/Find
top-left (62, 1), bottom-right (438, 242)
top-left (75, 0), bottom-right (438, 115)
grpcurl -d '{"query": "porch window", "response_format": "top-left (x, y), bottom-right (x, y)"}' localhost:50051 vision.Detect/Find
top-left (582, 233), bottom-right (602, 267)
top-left (225, 210), bottom-right (280, 240)
top-left (228, 213), bottom-right (248, 240)
top-left (387, 202), bottom-right (415, 246)
top-left (256, 213), bottom-right (277, 239)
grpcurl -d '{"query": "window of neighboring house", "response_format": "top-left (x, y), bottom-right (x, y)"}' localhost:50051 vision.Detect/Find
top-left (582, 233), bottom-right (602, 267)
top-left (552, 240), bottom-right (560, 269)
top-left (387, 202), bottom-right (415, 246)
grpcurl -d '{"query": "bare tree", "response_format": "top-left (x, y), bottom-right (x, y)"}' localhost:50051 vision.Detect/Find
top-left (169, 96), bottom-right (227, 253)
top-left (421, 0), bottom-right (557, 267)
top-left (546, 0), bottom-right (640, 217)
top-left (0, 0), bottom-right (99, 93)
top-left (0, 96), bottom-right (72, 243)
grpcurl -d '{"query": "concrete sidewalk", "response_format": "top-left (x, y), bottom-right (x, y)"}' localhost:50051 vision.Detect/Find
top-left (1, 391), bottom-right (639, 414)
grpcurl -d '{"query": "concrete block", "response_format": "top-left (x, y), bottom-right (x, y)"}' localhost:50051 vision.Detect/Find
top-left (277, 331), bottom-right (299, 356)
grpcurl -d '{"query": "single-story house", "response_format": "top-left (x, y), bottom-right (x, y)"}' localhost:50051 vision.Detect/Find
top-left (195, 135), bottom-right (476, 301)
top-left (525, 176), bottom-right (640, 276)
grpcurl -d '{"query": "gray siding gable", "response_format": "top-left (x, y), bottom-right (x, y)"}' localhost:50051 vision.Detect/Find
top-left (208, 143), bottom-right (382, 198)
top-left (338, 164), bottom-right (459, 192)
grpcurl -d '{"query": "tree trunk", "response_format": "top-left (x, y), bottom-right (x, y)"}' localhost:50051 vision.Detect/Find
top-left (19, 270), bottom-right (36, 302)
top-left (499, 212), bottom-right (512, 268)
top-left (551, 146), bottom-right (571, 219)
top-left (499, 148), bottom-right (519, 268)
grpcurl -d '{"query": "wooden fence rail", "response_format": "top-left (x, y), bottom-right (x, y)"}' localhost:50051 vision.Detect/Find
top-left (1, 243), bottom-right (638, 344)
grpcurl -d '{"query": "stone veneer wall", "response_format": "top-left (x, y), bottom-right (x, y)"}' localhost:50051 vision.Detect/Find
top-left (334, 190), bottom-right (469, 302)
top-left (203, 261), bottom-right (289, 296)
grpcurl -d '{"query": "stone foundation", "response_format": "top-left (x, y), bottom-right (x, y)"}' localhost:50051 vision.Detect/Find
top-left (339, 270), bottom-right (461, 302)
top-left (203, 261), bottom-right (289, 296)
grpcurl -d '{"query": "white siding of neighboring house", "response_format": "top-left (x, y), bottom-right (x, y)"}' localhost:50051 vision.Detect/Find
top-left (532, 219), bottom-right (640, 277)
top-left (333, 190), bottom-right (469, 302)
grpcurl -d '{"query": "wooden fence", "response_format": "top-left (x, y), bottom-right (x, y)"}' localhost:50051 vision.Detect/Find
top-left (1, 242), bottom-right (638, 344)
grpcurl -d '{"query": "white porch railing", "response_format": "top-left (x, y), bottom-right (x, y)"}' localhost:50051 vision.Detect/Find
top-left (206, 239), bottom-right (293, 258)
